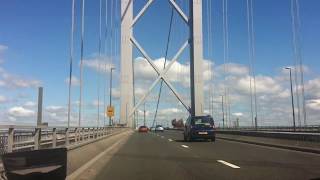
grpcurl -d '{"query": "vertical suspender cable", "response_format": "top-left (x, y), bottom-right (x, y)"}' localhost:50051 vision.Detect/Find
top-left (68, 0), bottom-right (75, 128)
top-left (103, 0), bottom-right (109, 126)
top-left (295, 0), bottom-right (307, 127)
top-left (110, 0), bottom-right (114, 110)
top-left (206, 0), bottom-right (211, 117)
top-left (223, 0), bottom-right (230, 127)
top-left (97, 0), bottom-right (102, 127)
top-left (246, 0), bottom-right (254, 127)
top-left (209, 0), bottom-right (214, 118)
top-left (291, 0), bottom-right (301, 127)
top-left (250, 0), bottom-right (258, 128)
top-left (79, 0), bottom-right (85, 127)
top-left (226, 0), bottom-right (231, 127)
top-left (222, 0), bottom-right (226, 128)
top-left (206, 0), bottom-right (214, 118)
top-left (110, 0), bottom-right (114, 125)
top-left (115, 0), bottom-right (119, 125)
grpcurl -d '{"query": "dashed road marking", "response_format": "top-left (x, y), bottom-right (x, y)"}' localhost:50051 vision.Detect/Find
top-left (181, 145), bottom-right (189, 148)
top-left (217, 160), bottom-right (240, 169)
top-left (161, 136), bottom-right (164, 138)
top-left (168, 139), bottom-right (173, 142)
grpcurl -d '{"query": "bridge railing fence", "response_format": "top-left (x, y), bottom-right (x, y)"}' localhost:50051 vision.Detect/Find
top-left (216, 125), bottom-right (320, 132)
top-left (0, 125), bottom-right (127, 155)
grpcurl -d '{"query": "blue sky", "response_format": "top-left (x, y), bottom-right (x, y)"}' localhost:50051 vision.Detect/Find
top-left (0, 0), bottom-right (320, 127)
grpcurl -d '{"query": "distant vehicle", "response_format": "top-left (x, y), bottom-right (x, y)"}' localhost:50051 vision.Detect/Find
top-left (183, 115), bottom-right (215, 142)
top-left (172, 118), bottom-right (184, 129)
top-left (155, 125), bottom-right (164, 132)
top-left (150, 127), bottom-right (155, 131)
top-left (138, 126), bottom-right (148, 133)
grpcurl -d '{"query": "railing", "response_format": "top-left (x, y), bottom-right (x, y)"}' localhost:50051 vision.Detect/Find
top-left (0, 125), bottom-right (128, 155)
top-left (216, 125), bottom-right (320, 132)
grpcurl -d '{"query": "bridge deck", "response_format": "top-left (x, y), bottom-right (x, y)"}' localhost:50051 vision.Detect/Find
top-left (76, 130), bottom-right (320, 180)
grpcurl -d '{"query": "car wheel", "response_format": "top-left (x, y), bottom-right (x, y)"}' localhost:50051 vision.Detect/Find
top-left (187, 134), bottom-right (192, 142)
top-left (211, 137), bottom-right (216, 142)
top-left (183, 133), bottom-right (187, 142)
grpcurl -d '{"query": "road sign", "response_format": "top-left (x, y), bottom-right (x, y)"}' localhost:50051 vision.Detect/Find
top-left (107, 106), bottom-right (114, 118)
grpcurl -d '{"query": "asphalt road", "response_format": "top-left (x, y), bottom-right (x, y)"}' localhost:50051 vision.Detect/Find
top-left (95, 130), bottom-right (320, 180)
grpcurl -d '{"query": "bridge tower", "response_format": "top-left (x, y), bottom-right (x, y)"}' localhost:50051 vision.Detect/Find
top-left (120, 0), bottom-right (204, 127)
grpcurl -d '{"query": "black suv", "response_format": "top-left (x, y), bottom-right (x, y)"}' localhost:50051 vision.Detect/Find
top-left (183, 115), bottom-right (215, 142)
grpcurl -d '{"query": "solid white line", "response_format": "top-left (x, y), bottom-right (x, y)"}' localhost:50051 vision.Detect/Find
top-left (181, 145), bottom-right (189, 148)
top-left (168, 139), bottom-right (173, 142)
top-left (217, 160), bottom-right (240, 169)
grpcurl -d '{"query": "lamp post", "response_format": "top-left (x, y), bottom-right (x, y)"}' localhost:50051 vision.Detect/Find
top-left (220, 95), bottom-right (225, 128)
top-left (285, 67), bottom-right (296, 132)
top-left (109, 67), bottom-right (115, 126)
top-left (143, 102), bottom-right (146, 126)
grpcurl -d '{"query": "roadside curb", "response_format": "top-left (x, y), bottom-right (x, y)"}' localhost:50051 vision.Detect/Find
top-left (217, 136), bottom-right (320, 155)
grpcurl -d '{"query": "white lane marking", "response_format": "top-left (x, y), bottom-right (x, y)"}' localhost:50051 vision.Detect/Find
top-left (168, 139), bottom-right (173, 142)
top-left (161, 136), bottom-right (164, 138)
top-left (217, 160), bottom-right (240, 169)
top-left (181, 145), bottom-right (189, 148)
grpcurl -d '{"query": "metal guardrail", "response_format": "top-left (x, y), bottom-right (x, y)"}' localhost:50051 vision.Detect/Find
top-left (0, 125), bottom-right (128, 155)
top-left (216, 125), bottom-right (320, 132)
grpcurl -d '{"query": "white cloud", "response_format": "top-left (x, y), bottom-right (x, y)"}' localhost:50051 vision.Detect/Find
top-left (8, 106), bottom-right (35, 117)
top-left (0, 45), bottom-right (8, 53)
top-left (0, 67), bottom-right (41, 89)
top-left (83, 56), bottom-right (115, 73)
top-left (307, 99), bottom-right (320, 110)
top-left (24, 101), bottom-right (36, 107)
top-left (233, 112), bottom-right (243, 116)
top-left (235, 75), bottom-right (282, 95)
top-left (45, 106), bottom-right (65, 112)
top-left (0, 95), bottom-right (8, 103)
top-left (134, 57), bottom-right (214, 88)
top-left (64, 75), bottom-right (80, 86)
top-left (216, 63), bottom-right (249, 76)
top-left (305, 78), bottom-right (320, 98)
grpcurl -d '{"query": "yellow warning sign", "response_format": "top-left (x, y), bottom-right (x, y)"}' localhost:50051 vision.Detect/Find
top-left (106, 106), bottom-right (114, 118)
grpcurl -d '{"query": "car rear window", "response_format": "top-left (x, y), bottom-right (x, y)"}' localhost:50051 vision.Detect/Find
top-left (192, 117), bottom-right (214, 126)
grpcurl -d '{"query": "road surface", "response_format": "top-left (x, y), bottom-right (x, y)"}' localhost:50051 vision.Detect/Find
top-left (94, 130), bottom-right (320, 180)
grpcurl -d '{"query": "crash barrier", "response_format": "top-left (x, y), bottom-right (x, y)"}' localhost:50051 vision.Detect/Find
top-left (217, 125), bottom-right (320, 133)
top-left (216, 130), bottom-right (320, 142)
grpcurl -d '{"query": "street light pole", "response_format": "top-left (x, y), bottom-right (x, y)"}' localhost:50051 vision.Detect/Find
top-left (109, 67), bottom-right (115, 126)
top-left (143, 102), bottom-right (146, 126)
top-left (221, 95), bottom-right (225, 128)
top-left (285, 67), bottom-right (296, 132)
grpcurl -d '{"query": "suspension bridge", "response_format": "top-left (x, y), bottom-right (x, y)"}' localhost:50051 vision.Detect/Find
top-left (1, 0), bottom-right (320, 179)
